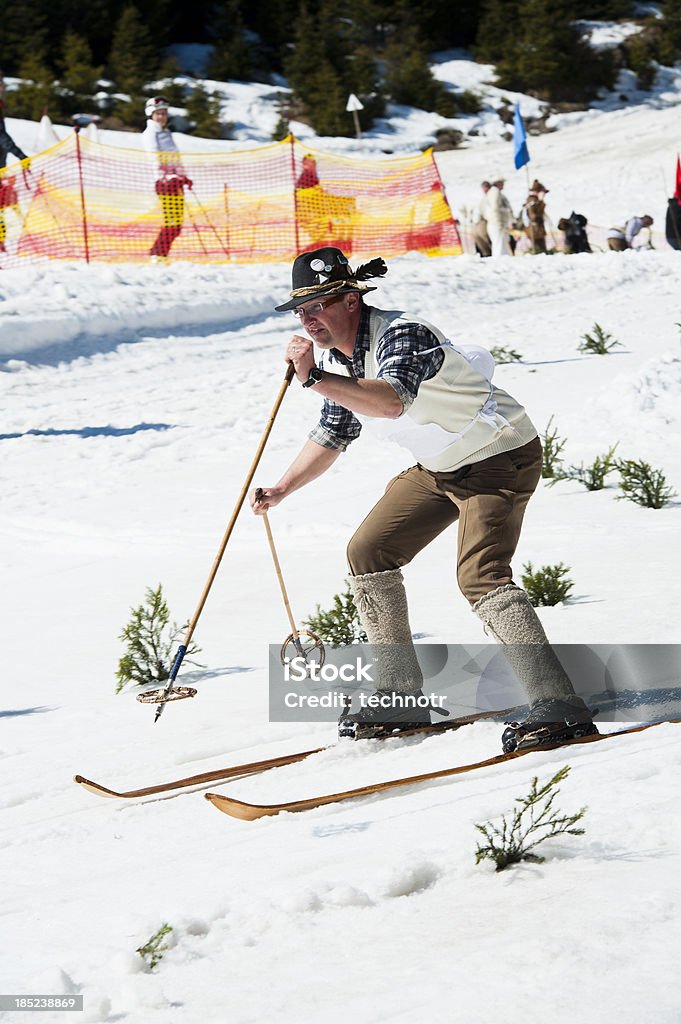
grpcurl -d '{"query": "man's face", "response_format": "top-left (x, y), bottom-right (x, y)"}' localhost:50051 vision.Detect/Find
top-left (294, 293), bottom-right (356, 348)
top-left (152, 109), bottom-right (169, 125)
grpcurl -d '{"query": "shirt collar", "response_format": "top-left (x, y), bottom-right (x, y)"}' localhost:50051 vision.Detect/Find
top-left (328, 304), bottom-right (371, 368)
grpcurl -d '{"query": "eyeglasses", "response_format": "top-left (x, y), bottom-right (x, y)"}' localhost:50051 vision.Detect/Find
top-left (292, 295), bottom-right (344, 320)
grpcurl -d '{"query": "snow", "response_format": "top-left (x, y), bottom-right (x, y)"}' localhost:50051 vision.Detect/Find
top-left (1, 45), bottom-right (681, 1024)
top-left (575, 19), bottom-right (643, 50)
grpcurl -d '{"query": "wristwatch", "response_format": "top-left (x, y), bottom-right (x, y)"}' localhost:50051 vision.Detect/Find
top-left (302, 367), bottom-right (324, 388)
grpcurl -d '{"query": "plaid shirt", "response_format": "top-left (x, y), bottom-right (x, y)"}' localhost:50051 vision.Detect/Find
top-left (309, 305), bottom-right (445, 452)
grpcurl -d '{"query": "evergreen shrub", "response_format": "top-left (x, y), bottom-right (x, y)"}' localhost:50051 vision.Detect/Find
top-left (521, 562), bottom-right (574, 606)
top-left (550, 444), bottom-right (619, 491)
top-left (304, 584), bottom-right (368, 648)
top-left (475, 766), bottom-right (587, 871)
top-left (489, 345), bottom-right (523, 363)
top-left (116, 584), bottom-right (202, 693)
top-left (541, 416), bottom-right (567, 478)
top-left (615, 459), bottom-right (677, 508)
top-left (578, 323), bottom-right (621, 355)
top-left (137, 924), bottom-right (173, 969)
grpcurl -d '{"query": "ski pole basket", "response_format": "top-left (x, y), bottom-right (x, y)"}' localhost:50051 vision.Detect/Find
top-left (137, 685), bottom-right (198, 704)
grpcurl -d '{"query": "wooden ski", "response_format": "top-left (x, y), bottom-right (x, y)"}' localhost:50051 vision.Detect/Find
top-left (73, 704), bottom-right (523, 800)
top-left (73, 747), bottom-right (323, 799)
top-left (204, 719), bottom-right (680, 821)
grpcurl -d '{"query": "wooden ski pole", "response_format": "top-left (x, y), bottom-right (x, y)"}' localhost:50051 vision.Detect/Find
top-left (151, 362), bottom-right (296, 722)
top-left (188, 186), bottom-right (229, 256)
top-left (185, 201), bottom-right (209, 257)
top-left (254, 488), bottom-right (306, 658)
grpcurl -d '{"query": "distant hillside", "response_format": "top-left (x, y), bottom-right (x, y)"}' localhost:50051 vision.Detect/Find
top-left (2, 0), bottom-right (680, 140)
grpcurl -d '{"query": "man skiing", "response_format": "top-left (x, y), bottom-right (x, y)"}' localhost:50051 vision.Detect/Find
top-left (252, 247), bottom-right (596, 753)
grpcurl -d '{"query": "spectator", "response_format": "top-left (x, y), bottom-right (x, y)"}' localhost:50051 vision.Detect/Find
top-left (480, 175), bottom-right (514, 256)
top-left (557, 212), bottom-right (591, 254)
top-left (295, 151), bottom-right (354, 253)
top-left (523, 179), bottom-right (549, 254)
top-left (0, 72), bottom-right (29, 253)
top-left (607, 215), bottom-right (653, 252)
top-left (472, 180), bottom-right (492, 257)
top-left (296, 153), bottom-right (320, 190)
top-left (665, 198), bottom-right (681, 251)
top-left (142, 96), bottom-right (192, 262)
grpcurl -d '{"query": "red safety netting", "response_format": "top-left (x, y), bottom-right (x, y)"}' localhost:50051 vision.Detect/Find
top-left (0, 133), bottom-right (462, 266)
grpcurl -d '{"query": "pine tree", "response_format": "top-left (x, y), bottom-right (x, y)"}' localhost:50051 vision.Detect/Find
top-left (475, 0), bottom-right (520, 65)
top-left (185, 82), bottom-right (225, 137)
top-left (243, 0), bottom-right (301, 73)
top-left (418, 0), bottom-right (482, 49)
top-left (58, 0), bottom-right (123, 67)
top-left (0, 0), bottom-right (50, 74)
top-left (383, 20), bottom-right (454, 116)
top-left (283, 1), bottom-right (319, 98)
top-left (659, 0), bottom-right (681, 61)
top-left (305, 58), bottom-right (350, 137)
top-left (345, 45), bottom-right (385, 124)
top-left (206, 0), bottom-right (264, 82)
top-left (324, 0), bottom-right (386, 121)
top-left (59, 30), bottom-right (104, 111)
top-left (493, 0), bottom-right (615, 102)
top-left (284, 2), bottom-right (353, 136)
top-left (108, 4), bottom-right (160, 96)
top-left (10, 50), bottom-right (56, 121)
top-left (154, 55), bottom-right (186, 106)
top-left (568, 1), bottom-right (633, 14)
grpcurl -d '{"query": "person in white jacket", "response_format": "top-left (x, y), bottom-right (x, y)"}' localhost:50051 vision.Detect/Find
top-left (480, 175), bottom-right (514, 256)
top-left (142, 96), bottom-right (192, 260)
top-left (607, 215), bottom-right (653, 251)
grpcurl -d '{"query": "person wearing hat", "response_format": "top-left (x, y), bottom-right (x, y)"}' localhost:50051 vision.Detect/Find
top-left (522, 179), bottom-right (549, 254)
top-left (250, 246), bottom-right (597, 752)
top-left (142, 96), bottom-right (192, 261)
top-left (472, 180), bottom-right (492, 258)
top-left (479, 176), bottom-right (514, 256)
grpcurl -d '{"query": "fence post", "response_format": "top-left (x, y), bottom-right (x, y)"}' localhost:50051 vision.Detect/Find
top-left (73, 126), bottom-right (91, 263)
top-left (289, 134), bottom-right (300, 254)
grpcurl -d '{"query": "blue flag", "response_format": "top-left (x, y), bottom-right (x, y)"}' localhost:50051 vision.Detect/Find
top-left (513, 103), bottom-right (530, 170)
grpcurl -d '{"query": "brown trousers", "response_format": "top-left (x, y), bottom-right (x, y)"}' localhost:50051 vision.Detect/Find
top-left (347, 437), bottom-right (543, 605)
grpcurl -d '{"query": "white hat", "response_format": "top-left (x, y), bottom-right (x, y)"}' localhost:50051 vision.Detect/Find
top-left (145, 96), bottom-right (169, 118)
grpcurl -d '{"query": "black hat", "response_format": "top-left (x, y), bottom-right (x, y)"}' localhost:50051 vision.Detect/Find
top-left (275, 247), bottom-right (387, 312)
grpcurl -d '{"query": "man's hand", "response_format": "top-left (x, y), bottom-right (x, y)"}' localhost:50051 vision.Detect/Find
top-left (250, 485), bottom-right (284, 515)
top-left (286, 335), bottom-right (315, 383)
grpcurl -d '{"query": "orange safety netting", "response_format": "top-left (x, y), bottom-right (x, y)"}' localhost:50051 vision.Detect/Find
top-left (0, 133), bottom-right (462, 267)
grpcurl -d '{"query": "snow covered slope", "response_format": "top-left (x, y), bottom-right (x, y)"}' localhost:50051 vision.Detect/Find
top-left (1, 247), bottom-right (680, 1024)
top-left (1, 43), bottom-right (681, 1024)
